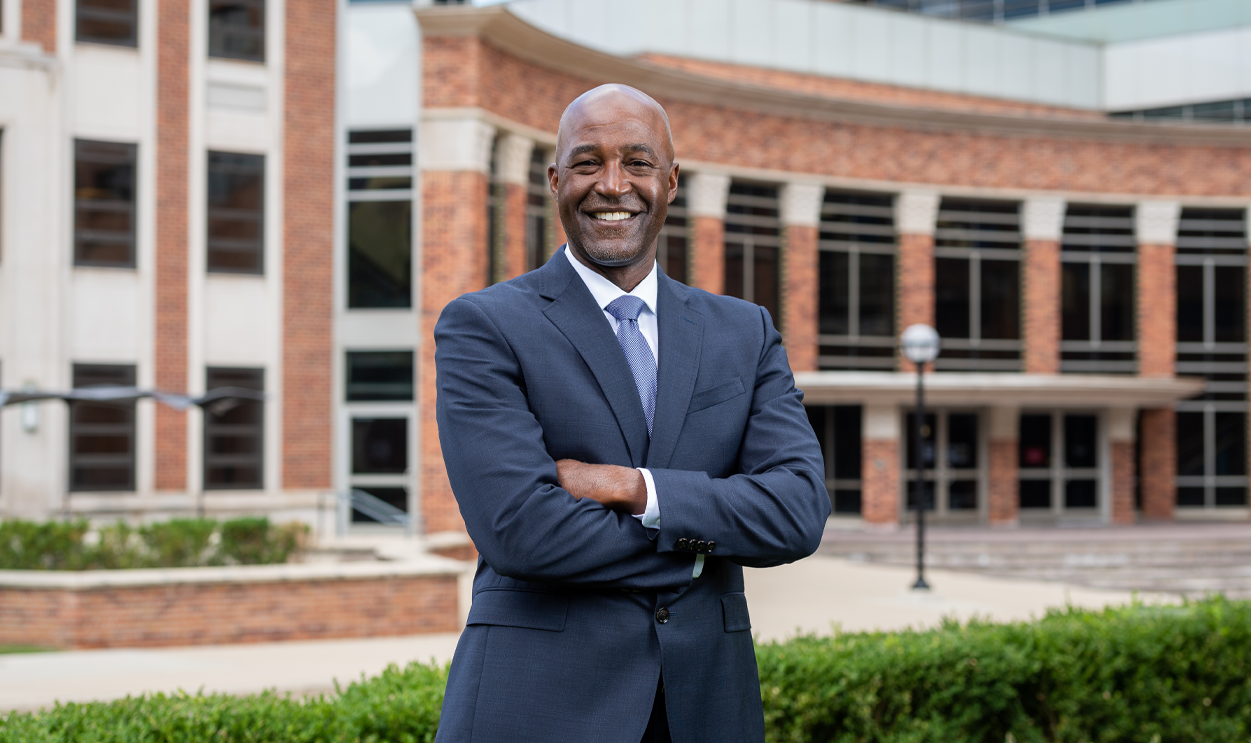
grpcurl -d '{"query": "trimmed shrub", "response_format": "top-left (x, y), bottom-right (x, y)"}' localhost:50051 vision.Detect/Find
top-left (1, 598), bottom-right (1250, 742)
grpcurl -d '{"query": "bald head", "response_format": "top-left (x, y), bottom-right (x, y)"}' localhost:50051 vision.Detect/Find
top-left (556, 84), bottom-right (674, 165)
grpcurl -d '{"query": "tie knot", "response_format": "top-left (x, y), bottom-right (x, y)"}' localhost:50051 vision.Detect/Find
top-left (605, 295), bottom-right (646, 322)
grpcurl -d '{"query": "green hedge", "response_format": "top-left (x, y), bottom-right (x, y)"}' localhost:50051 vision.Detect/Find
top-left (2, 598), bottom-right (1249, 742)
top-left (0, 517), bottom-right (307, 570)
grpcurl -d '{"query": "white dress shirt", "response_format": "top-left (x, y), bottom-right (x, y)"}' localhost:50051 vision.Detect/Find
top-left (563, 247), bottom-right (704, 578)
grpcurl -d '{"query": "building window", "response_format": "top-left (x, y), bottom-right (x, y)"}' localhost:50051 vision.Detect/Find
top-left (817, 190), bottom-right (896, 370)
top-left (487, 135), bottom-right (503, 285)
top-left (208, 0), bottom-right (265, 63)
top-left (845, 0), bottom-right (1160, 24)
top-left (69, 364), bottom-right (136, 491)
top-left (1018, 412), bottom-right (1101, 514)
top-left (76, 0), bottom-right (138, 47)
top-left (656, 175), bottom-right (688, 283)
top-left (724, 182), bottom-right (780, 320)
top-left (1060, 205), bottom-right (1137, 373)
top-left (74, 139), bottom-right (137, 268)
top-left (203, 367), bottom-right (264, 489)
top-left (933, 198), bottom-right (1021, 371)
top-left (905, 410), bottom-right (980, 516)
top-left (808, 405), bottom-right (862, 514)
top-left (1175, 208), bottom-right (1248, 509)
top-left (346, 351), bottom-right (414, 402)
top-left (525, 147), bottom-right (549, 273)
top-left (347, 129), bottom-right (413, 308)
top-left (207, 151), bottom-right (264, 273)
top-left (1112, 98), bottom-right (1251, 126)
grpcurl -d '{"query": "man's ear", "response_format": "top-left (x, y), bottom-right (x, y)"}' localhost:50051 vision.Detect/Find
top-left (548, 163), bottom-right (559, 200)
top-left (666, 163), bottom-right (680, 204)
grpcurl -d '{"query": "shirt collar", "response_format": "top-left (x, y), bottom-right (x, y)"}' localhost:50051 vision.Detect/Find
top-left (564, 246), bottom-right (658, 316)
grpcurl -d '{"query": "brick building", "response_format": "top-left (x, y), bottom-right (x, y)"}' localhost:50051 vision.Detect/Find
top-left (2, 0), bottom-right (1250, 537)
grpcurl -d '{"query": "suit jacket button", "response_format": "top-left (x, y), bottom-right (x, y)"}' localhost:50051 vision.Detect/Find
top-left (656, 607), bottom-right (670, 624)
top-left (696, 540), bottom-right (707, 552)
top-left (707, 541), bottom-right (716, 552)
top-left (676, 538), bottom-right (688, 551)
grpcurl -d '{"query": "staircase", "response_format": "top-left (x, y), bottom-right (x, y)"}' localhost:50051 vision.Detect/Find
top-left (819, 522), bottom-right (1251, 599)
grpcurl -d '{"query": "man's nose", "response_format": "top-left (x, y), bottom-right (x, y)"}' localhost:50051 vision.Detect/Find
top-left (594, 160), bottom-right (630, 198)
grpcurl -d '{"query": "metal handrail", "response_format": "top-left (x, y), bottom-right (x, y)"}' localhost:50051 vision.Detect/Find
top-left (335, 488), bottom-right (414, 537)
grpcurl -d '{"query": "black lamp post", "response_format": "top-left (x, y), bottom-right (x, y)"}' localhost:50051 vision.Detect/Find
top-left (901, 323), bottom-right (940, 591)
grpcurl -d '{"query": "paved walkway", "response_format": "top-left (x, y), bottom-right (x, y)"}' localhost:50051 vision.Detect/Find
top-left (0, 555), bottom-right (1165, 712)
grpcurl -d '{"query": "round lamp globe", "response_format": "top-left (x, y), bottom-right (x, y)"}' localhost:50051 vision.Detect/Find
top-left (901, 324), bottom-right (940, 365)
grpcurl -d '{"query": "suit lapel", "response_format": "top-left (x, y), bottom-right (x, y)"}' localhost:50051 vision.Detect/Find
top-left (541, 255), bottom-right (651, 466)
top-left (645, 274), bottom-right (703, 470)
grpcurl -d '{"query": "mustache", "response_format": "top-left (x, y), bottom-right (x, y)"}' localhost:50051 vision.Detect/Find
top-left (580, 197), bottom-right (646, 213)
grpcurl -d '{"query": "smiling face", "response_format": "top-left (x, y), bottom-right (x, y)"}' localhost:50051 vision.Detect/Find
top-left (550, 86), bottom-right (679, 274)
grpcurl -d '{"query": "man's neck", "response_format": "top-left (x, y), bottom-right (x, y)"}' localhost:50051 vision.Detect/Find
top-left (568, 245), bottom-right (655, 293)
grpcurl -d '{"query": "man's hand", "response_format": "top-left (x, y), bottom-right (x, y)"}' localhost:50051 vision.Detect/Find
top-left (556, 459), bottom-right (647, 516)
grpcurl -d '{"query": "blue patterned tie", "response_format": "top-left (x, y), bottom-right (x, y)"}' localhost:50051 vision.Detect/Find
top-left (605, 296), bottom-right (657, 437)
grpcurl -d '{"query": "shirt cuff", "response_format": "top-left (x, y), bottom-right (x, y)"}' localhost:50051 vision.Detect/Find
top-left (631, 468), bottom-right (661, 528)
top-left (692, 554), bottom-right (705, 579)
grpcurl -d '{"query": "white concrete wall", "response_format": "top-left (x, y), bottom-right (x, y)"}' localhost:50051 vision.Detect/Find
top-left (345, 2), bottom-right (418, 128)
top-left (1103, 26), bottom-right (1251, 111)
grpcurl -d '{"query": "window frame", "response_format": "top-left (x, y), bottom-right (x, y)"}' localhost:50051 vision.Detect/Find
top-left (206, 150), bottom-right (265, 275)
top-left (723, 181), bottom-right (781, 321)
top-left (345, 129), bottom-right (414, 309)
top-left (68, 363), bottom-right (137, 492)
top-left (655, 175), bottom-right (688, 284)
top-left (203, 366), bottom-right (265, 491)
top-left (76, 0), bottom-right (139, 47)
top-left (1059, 204), bottom-right (1138, 374)
top-left (74, 139), bottom-right (138, 269)
top-left (208, 0), bottom-right (266, 64)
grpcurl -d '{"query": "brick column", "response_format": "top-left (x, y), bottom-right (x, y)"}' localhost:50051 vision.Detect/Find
top-left (687, 173), bottom-right (730, 295)
top-left (1021, 198), bottom-right (1064, 374)
top-left (22, 0), bottom-right (57, 53)
top-left (495, 134), bottom-right (533, 281)
top-left (779, 183), bottom-right (823, 372)
top-left (894, 192), bottom-right (939, 368)
top-left (1108, 408), bottom-right (1136, 525)
top-left (1136, 201), bottom-right (1180, 378)
top-left (861, 404), bottom-right (900, 525)
top-left (987, 406), bottom-right (1019, 526)
top-left (418, 116), bottom-right (495, 535)
top-left (1140, 408), bottom-right (1176, 520)
top-left (154, 0), bottom-right (190, 491)
top-left (282, 0), bottom-right (337, 493)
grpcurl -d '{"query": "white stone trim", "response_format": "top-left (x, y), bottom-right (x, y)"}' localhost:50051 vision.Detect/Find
top-left (1021, 198), bottom-right (1065, 242)
top-left (1135, 201), bottom-right (1181, 245)
top-left (779, 182), bottom-right (824, 228)
top-left (988, 406), bottom-right (1018, 441)
top-left (862, 403), bottom-right (900, 441)
top-left (1107, 407), bottom-right (1136, 443)
top-left (496, 133), bottom-right (534, 186)
top-left (687, 172), bottom-right (731, 219)
top-left (418, 116), bottom-right (496, 174)
top-left (894, 191), bottom-right (939, 236)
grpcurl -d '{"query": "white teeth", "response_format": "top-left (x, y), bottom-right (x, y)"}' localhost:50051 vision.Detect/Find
top-left (593, 212), bottom-right (632, 221)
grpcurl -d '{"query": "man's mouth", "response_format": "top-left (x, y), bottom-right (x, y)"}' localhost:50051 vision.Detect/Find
top-left (589, 211), bottom-right (636, 222)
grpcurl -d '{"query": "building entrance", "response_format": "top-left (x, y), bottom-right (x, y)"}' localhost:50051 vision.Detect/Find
top-left (903, 410), bottom-right (982, 521)
top-left (1019, 412), bottom-right (1102, 520)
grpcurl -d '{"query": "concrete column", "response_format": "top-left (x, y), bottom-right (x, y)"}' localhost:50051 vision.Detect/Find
top-left (861, 404), bottom-right (900, 525)
top-left (987, 406), bottom-right (1019, 526)
top-left (1139, 408), bottom-right (1175, 521)
top-left (780, 183), bottom-right (824, 371)
top-left (1136, 201), bottom-right (1180, 378)
top-left (495, 134), bottom-right (534, 281)
top-left (895, 192), bottom-right (939, 368)
top-left (688, 173), bottom-right (730, 295)
top-left (1108, 407), bottom-right (1136, 525)
top-left (419, 116), bottom-right (496, 535)
top-left (1021, 198), bottom-right (1064, 375)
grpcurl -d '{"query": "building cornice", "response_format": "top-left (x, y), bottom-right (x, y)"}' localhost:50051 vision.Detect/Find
top-left (416, 5), bottom-right (1251, 148)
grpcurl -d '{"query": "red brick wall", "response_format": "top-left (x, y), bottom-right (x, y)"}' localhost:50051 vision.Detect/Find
top-left (154, 0), bottom-right (190, 490)
top-left (1023, 239), bottom-right (1060, 375)
top-left (897, 233), bottom-right (933, 370)
top-left (690, 216), bottom-right (725, 295)
top-left (1140, 408), bottom-right (1176, 520)
top-left (0, 575), bottom-right (458, 649)
top-left (421, 171), bottom-right (489, 534)
top-left (1111, 441), bottom-right (1136, 525)
top-left (21, 0), bottom-right (57, 53)
top-left (861, 439), bottom-right (899, 525)
top-left (282, 0), bottom-right (336, 490)
top-left (424, 36), bottom-right (482, 109)
top-left (502, 183), bottom-right (528, 280)
top-left (1138, 243), bottom-right (1176, 378)
top-left (783, 225), bottom-right (818, 372)
top-left (987, 440), bottom-right (1019, 525)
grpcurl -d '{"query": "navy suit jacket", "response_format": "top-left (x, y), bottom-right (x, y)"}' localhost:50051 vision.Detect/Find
top-left (433, 252), bottom-right (829, 743)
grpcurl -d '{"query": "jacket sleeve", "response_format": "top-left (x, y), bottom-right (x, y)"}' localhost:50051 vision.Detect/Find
top-left (435, 296), bottom-right (697, 590)
top-left (648, 307), bottom-right (831, 568)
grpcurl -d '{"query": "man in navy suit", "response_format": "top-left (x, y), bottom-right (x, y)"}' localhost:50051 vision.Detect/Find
top-left (434, 84), bottom-right (830, 743)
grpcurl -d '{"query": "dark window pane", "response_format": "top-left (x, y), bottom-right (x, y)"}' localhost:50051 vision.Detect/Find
top-left (935, 257), bottom-right (969, 339)
top-left (1215, 487), bottom-right (1248, 506)
top-left (352, 418), bottom-right (408, 474)
top-left (832, 405), bottom-right (861, 479)
top-left (204, 367), bottom-right (264, 489)
top-left (351, 487), bottom-right (409, 523)
top-left (77, 0), bottom-right (137, 46)
top-left (207, 152), bottom-right (264, 273)
top-left (1061, 262), bottom-right (1090, 341)
top-left (949, 480), bottom-right (977, 510)
top-left (1214, 266), bottom-right (1246, 343)
top-left (1064, 415), bottom-right (1098, 468)
top-left (860, 253), bottom-right (895, 337)
top-left (348, 200), bottom-right (412, 308)
top-left (1019, 480), bottom-right (1051, 509)
top-left (1214, 412), bottom-right (1247, 476)
top-left (346, 351), bottom-right (414, 401)
top-left (663, 234), bottom-right (687, 283)
top-left (905, 413), bottom-right (937, 469)
top-left (209, 0), bottom-right (265, 62)
top-left (724, 241), bottom-right (744, 301)
top-left (1101, 263), bottom-right (1135, 342)
top-left (1176, 487), bottom-right (1205, 507)
top-left (833, 490), bottom-right (862, 514)
top-left (348, 130), bottom-right (412, 145)
top-left (906, 479), bottom-right (935, 511)
top-left (1176, 411), bottom-right (1205, 476)
top-left (948, 413), bottom-right (978, 469)
top-left (754, 245), bottom-right (779, 320)
top-left (75, 140), bottom-right (137, 267)
top-left (981, 259), bottom-right (1019, 340)
top-left (1019, 414), bottom-right (1052, 468)
top-left (1176, 265), bottom-right (1204, 343)
top-left (818, 251), bottom-right (850, 335)
top-left (69, 364), bottom-right (136, 492)
top-left (1065, 479), bottom-right (1097, 508)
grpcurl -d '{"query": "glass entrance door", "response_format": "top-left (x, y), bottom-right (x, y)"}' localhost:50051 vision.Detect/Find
top-left (903, 410), bottom-right (982, 520)
top-left (1018, 412), bottom-right (1101, 519)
